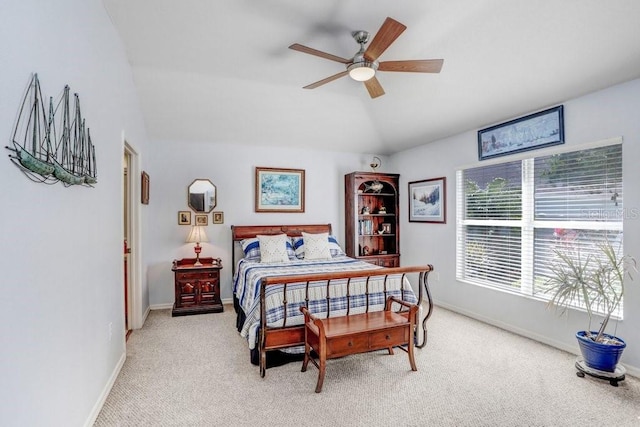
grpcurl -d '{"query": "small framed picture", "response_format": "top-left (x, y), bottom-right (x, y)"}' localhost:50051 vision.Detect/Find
top-left (141, 171), bottom-right (150, 205)
top-left (178, 211), bottom-right (191, 225)
top-left (212, 211), bottom-right (224, 224)
top-left (408, 177), bottom-right (446, 223)
top-left (195, 214), bottom-right (208, 226)
top-left (381, 223), bottom-right (391, 234)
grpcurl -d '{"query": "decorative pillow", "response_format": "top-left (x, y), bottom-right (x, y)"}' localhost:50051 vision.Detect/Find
top-left (327, 235), bottom-right (346, 257)
top-left (300, 232), bottom-right (332, 260)
top-left (241, 237), bottom-right (262, 261)
top-left (292, 234), bottom-right (345, 258)
top-left (292, 236), bottom-right (305, 258)
top-left (257, 234), bottom-right (291, 263)
top-left (241, 236), bottom-right (296, 261)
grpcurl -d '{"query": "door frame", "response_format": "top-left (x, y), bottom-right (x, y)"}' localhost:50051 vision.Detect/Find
top-left (124, 140), bottom-right (143, 329)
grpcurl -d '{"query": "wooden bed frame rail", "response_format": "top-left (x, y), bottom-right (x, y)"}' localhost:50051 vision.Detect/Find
top-left (258, 265), bottom-right (434, 377)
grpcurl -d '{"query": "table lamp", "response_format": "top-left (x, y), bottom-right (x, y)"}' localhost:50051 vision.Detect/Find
top-left (185, 225), bottom-right (209, 266)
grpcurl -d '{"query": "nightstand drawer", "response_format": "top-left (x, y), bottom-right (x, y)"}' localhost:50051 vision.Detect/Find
top-left (176, 271), bottom-right (218, 281)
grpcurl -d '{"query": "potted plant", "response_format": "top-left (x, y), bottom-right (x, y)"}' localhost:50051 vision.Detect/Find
top-left (545, 240), bottom-right (636, 373)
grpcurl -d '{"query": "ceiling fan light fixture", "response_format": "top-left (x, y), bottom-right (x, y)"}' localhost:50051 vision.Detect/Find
top-left (348, 62), bottom-right (376, 81)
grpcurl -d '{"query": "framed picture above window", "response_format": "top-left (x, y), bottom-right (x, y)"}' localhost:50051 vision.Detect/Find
top-left (478, 105), bottom-right (564, 161)
top-left (255, 167), bottom-right (305, 213)
top-left (408, 177), bottom-right (446, 223)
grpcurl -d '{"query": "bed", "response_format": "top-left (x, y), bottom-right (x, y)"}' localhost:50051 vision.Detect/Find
top-left (231, 224), bottom-right (433, 377)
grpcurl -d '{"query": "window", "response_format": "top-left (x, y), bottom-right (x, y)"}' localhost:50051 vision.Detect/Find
top-left (456, 140), bottom-right (624, 314)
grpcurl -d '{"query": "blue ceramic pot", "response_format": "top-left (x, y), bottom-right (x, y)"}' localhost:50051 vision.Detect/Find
top-left (576, 331), bottom-right (626, 372)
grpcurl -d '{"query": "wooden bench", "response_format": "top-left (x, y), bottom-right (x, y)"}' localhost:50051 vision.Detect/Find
top-left (300, 296), bottom-right (418, 393)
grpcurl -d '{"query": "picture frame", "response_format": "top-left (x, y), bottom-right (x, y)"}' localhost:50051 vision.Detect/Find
top-left (477, 105), bottom-right (564, 161)
top-left (255, 167), bottom-right (305, 213)
top-left (141, 171), bottom-right (150, 205)
top-left (212, 211), bottom-right (224, 224)
top-left (178, 210), bottom-right (191, 225)
top-left (195, 214), bottom-right (208, 226)
top-left (408, 177), bottom-right (446, 223)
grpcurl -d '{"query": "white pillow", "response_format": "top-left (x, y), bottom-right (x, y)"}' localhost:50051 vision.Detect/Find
top-left (257, 234), bottom-right (290, 263)
top-left (292, 235), bottom-right (345, 258)
top-left (241, 236), bottom-right (296, 261)
top-left (301, 232), bottom-right (332, 260)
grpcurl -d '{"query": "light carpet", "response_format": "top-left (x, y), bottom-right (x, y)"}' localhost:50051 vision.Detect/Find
top-left (94, 305), bottom-right (640, 426)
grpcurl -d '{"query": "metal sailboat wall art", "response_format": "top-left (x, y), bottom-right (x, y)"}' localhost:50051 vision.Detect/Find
top-left (6, 73), bottom-right (97, 187)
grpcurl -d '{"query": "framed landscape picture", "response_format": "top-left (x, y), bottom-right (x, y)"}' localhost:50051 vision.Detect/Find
top-left (255, 167), bottom-right (305, 213)
top-left (408, 177), bottom-right (446, 223)
top-left (478, 105), bottom-right (564, 161)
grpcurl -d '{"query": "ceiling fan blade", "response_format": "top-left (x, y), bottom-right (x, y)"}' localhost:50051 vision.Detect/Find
top-left (364, 17), bottom-right (406, 62)
top-left (289, 43), bottom-right (350, 64)
top-left (364, 76), bottom-right (385, 98)
top-left (378, 59), bottom-right (444, 73)
top-left (303, 71), bottom-right (349, 89)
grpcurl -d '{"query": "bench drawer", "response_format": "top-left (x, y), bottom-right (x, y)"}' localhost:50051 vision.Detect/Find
top-left (369, 326), bottom-right (408, 349)
top-left (326, 334), bottom-right (369, 357)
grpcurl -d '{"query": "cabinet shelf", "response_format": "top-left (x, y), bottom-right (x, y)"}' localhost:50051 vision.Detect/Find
top-left (358, 192), bottom-right (395, 197)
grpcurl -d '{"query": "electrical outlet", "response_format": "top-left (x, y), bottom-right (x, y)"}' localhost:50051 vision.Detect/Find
top-left (433, 272), bottom-right (440, 281)
top-left (108, 322), bottom-right (113, 341)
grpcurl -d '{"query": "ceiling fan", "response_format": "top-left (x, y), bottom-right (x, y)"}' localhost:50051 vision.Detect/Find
top-left (289, 17), bottom-right (443, 99)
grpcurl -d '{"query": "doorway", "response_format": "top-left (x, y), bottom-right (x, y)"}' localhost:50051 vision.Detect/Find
top-left (123, 142), bottom-right (141, 338)
top-left (123, 150), bottom-right (132, 337)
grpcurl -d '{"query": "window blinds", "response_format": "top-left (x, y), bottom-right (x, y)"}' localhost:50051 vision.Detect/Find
top-left (456, 142), bottom-right (624, 313)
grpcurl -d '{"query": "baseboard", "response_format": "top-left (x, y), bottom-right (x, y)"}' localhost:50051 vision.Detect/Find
top-left (150, 303), bottom-right (173, 310)
top-left (142, 304), bottom-right (151, 324)
top-left (434, 300), bottom-right (639, 378)
top-left (150, 299), bottom-right (234, 310)
top-left (84, 350), bottom-right (126, 427)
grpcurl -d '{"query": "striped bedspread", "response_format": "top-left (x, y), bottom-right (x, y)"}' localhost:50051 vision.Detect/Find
top-left (232, 256), bottom-right (418, 350)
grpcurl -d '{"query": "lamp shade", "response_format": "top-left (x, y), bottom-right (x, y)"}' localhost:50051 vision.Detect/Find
top-left (186, 225), bottom-right (209, 244)
top-left (348, 63), bottom-right (375, 81)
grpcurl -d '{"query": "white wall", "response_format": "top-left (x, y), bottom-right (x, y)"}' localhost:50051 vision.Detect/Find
top-left (392, 78), bottom-right (640, 374)
top-left (0, 1), bottom-right (150, 425)
top-left (146, 141), bottom-right (381, 306)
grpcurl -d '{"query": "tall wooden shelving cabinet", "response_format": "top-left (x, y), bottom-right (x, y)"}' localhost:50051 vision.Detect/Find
top-left (345, 172), bottom-right (400, 267)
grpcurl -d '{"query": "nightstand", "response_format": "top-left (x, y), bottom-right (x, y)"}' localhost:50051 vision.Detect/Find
top-left (171, 257), bottom-right (223, 316)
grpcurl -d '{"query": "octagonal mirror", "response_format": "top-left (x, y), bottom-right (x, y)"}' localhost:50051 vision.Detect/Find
top-left (188, 179), bottom-right (217, 213)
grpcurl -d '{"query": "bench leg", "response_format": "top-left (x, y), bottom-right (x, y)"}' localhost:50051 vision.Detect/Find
top-left (302, 339), bottom-right (310, 372)
top-left (260, 348), bottom-right (267, 378)
top-left (315, 356), bottom-right (326, 393)
top-left (408, 339), bottom-right (417, 371)
top-left (315, 341), bottom-right (327, 393)
top-left (387, 346), bottom-right (394, 355)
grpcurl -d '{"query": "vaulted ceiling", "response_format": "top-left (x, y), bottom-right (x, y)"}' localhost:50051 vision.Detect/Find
top-left (103, 0), bottom-right (640, 155)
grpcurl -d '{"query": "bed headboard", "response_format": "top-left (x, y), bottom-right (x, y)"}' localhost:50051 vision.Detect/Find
top-left (231, 224), bottom-right (333, 273)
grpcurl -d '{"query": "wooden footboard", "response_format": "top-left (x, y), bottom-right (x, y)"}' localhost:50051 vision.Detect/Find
top-left (258, 265), bottom-right (434, 377)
